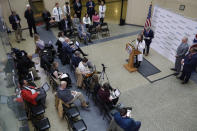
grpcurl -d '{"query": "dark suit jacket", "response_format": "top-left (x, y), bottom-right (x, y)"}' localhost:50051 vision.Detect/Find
top-left (86, 1), bottom-right (95, 14)
top-left (60, 19), bottom-right (72, 31)
top-left (24, 9), bottom-right (35, 24)
top-left (183, 53), bottom-right (197, 72)
top-left (144, 29), bottom-right (154, 44)
top-left (73, 2), bottom-right (82, 13)
top-left (42, 11), bottom-right (51, 22)
top-left (9, 14), bottom-right (21, 30)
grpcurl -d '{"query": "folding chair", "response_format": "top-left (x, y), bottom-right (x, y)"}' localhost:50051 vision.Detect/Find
top-left (101, 23), bottom-right (110, 37)
top-left (33, 117), bottom-right (51, 131)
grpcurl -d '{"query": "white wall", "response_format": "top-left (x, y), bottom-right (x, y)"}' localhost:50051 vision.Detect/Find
top-left (126, 0), bottom-right (197, 26)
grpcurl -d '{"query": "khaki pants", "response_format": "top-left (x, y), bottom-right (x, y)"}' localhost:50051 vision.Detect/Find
top-left (15, 26), bottom-right (23, 41)
top-left (68, 91), bottom-right (86, 104)
top-left (75, 68), bottom-right (83, 87)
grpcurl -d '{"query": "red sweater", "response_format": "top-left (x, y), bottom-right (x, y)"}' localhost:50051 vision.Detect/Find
top-left (98, 88), bottom-right (110, 103)
top-left (21, 86), bottom-right (38, 105)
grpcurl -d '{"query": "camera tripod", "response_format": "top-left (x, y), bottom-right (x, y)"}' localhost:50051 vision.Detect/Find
top-left (99, 64), bottom-right (110, 84)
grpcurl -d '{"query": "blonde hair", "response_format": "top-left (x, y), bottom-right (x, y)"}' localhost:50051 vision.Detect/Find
top-left (34, 34), bottom-right (40, 42)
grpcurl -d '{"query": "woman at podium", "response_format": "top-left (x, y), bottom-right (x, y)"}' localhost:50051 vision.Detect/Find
top-left (135, 34), bottom-right (145, 68)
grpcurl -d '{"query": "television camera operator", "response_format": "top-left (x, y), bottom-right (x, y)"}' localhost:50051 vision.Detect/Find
top-left (12, 48), bottom-right (40, 81)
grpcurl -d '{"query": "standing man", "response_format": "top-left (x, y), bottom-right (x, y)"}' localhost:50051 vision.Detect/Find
top-left (63, 2), bottom-right (71, 19)
top-left (42, 9), bottom-right (51, 31)
top-left (9, 11), bottom-right (26, 43)
top-left (179, 47), bottom-right (197, 84)
top-left (52, 3), bottom-right (63, 30)
top-left (143, 27), bottom-right (154, 56)
top-left (74, 0), bottom-right (82, 19)
top-left (24, 4), bottom-right (37, 37)
top-left (86, 0), bottom-right (95, 20)
top-left (171, 37), bottom-right (189, 76)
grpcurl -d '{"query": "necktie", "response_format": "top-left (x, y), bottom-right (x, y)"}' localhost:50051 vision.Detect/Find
top-left (66, 6), bottom-right (69, 14)
top-left (57, 7), bottom-right (60, 20)
top-left (102, 6), bottom-right (103, 11)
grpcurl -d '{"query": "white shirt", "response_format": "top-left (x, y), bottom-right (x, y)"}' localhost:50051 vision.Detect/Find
top-left (135, 39), bottom-right (145, 61)
top-left (63, 5), bottom-right (70, 16)
top-left (52, 7), bottom-right (63, 22)
top-left (99, 5), bottom-right (106, 18)
top-left (83, 17), bottom-right (91, 25)
top-left (58, 37), bottom-right (65, 43)
top-left (78, 62), bottom-right (90, 74)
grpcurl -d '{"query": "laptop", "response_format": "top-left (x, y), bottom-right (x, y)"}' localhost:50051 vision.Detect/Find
top-left (42, 82), bottom-right (50, 92)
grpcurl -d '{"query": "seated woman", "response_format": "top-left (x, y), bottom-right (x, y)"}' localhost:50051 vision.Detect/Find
top-left (98, 82), bottom-right (119, 109)
top-left (34, 34), bottom-right (45, 54)
top-left (92, 11), bottom-right (101, 29)
top-left (51, 62), bottom-right (71, 85)
top-left (83, 13), bottom-right (91, 29)
top-left (75, 57), bottom-right (93, 88)
top-left (56, 31), bottom-right (65, 55)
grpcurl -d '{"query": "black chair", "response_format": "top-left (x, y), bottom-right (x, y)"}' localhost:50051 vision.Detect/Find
top-left (101, 23), bottom-right (110, 37)
top-left (19, 125), bottom-right (30, 131)
top-left (72, 119), bottom-right (87, 131)
top-left (64, 106), bottom-right (80, 119)
top-left (89, 25), bottom-right (98, 39)
top-left (33, 117), bottom-right (51, 131)
top-left (29, 104), bottom-right (45, 120)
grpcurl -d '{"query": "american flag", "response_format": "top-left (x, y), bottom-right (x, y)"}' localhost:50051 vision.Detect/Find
top-left (144, 3), bottom-right (152, 30)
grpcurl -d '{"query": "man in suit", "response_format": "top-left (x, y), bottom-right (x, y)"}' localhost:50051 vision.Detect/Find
top-left (9, 11), bottom-right (25, 43)
top-left (60, 16), bottom-right (72, 36)
top-left (63, 2), bottom-right (71, 19)
top-left (42, 9), bottom-right (51, 31)
top-left (24, 4), bottom-right (37, 37)
top-left (77, 22), bottom-right (92, 44)
top-left (143, 27), bottom-right (154, 56)
top-left (179, 47), bottom-right (197, 84)
top-left (113, 108), bottom-right (141, 131)
top-left (171, 37), bottom-right (189, 76)
top-left (74, 0), bottom-right (82, 19)
top-left (86, 0), bottom-right (95, 20)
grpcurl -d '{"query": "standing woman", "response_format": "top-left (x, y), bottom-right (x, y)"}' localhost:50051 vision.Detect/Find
top-left (99, 0), bottom-right (106, 24)
top-left (135, 34), bottom-right (145, 68)
top-left (52, 3), bottom-right (63, 30)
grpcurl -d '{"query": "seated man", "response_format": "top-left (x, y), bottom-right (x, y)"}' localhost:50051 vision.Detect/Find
top-left (57, 81), bottom-right (89, 108)
top-left (62, 37), bottom-right (87, 57)
top-left (71, 51), bottom-right (82, 68)
top-left (77, 21), bottom-right (93, 44)
top-left (60, 16), bottom-right (72, 36)
top-left (20, 79), bottom-right (46, 106)
top-left (113, 108), bottom-right (141, 131)
top-left (75, 57), bottom-right (93, 88)
top-left (13, 49), bottom-right (40, 80)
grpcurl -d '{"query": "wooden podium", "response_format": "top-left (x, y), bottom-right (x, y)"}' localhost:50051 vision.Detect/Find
top-left (124, 43), bottom-right (141, 72)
